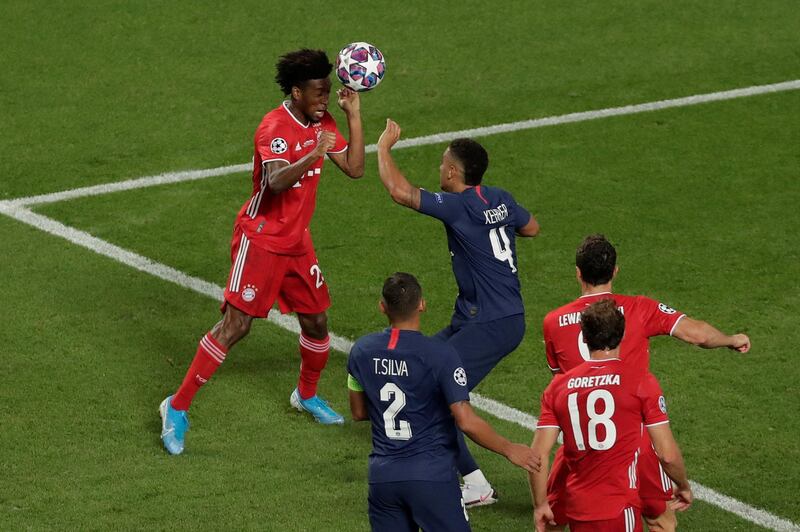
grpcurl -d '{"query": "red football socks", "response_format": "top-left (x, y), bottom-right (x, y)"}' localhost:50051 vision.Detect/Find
top-left (171, 333), bottom-right (228, 411)
top-left (297, 333), bottom-right (330, 399)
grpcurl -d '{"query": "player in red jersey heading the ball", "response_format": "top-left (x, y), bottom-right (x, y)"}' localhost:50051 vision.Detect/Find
top-left (530, 299), bottom-right (692, 532)
top-left (541, 234), bottom-right (750, 531)
top-left (159, 49), bottom-right (366, 455)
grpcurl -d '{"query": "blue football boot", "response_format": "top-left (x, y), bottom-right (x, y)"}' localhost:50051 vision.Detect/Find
top-left (290, 388), bottom-right (344, 425)
top-left (159, 395), bottom-right (189, 455)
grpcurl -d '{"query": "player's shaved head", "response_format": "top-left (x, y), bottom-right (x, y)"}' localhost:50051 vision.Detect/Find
top-left (448, 138), bottom-right (489, 186)
top-left (576, 234), bottom-right (617, 285)
top-left (275, 49), bottom-right (333, 95)
top-left (581, 299), bottom-right (625, 352)
top-left (382, 272), bottom-right (423, 321)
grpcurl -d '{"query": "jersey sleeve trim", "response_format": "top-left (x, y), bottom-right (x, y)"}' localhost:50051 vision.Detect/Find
top-left (347, 373), bottom-right (364, 392)
top-left (327, 145), bottom-right (348, 154)
top-left (547, 364), bottom-right (561, 372)
top-left (668, 314), bottom-right (686, 336)
top-left (536, 424), bottom-right (561, 429)
top-left (645, 420), bottom-right (670, 427)
top-left (262, 157), bottom-right (291, 165)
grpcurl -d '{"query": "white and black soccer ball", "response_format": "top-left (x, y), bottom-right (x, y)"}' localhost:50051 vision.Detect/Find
top-left (336, 42), bottom-right (386, 92)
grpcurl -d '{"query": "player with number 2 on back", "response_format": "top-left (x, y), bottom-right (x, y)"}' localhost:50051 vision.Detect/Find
top-left (376, 119), bottom-right (539, 507)
top-left (348, 273), bottom-right (540, 532)
top-left (530, 299), bottom-right (692, 532)
top-left (158, 48), bottom-right (365, 455)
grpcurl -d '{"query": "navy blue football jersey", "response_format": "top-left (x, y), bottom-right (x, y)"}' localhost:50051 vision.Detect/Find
top-left (347, 328), bottom-right (470, 483)
top-left (418, 185), bottom-right (531, 323)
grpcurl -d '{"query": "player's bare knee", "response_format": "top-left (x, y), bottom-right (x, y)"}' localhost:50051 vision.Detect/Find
top-left (299, 312), bottom-right (328, 339)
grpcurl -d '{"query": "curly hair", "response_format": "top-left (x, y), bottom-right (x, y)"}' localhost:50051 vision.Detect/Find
top-left (448, 138), bottom-right (489, 186)
top-left (576, 234), bottom-right (617, 285)
top-left (274, 49), bottom-right (333, 95)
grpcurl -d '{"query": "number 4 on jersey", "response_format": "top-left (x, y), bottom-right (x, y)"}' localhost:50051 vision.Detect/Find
top-left (489, 226), bottom-right (516, 272)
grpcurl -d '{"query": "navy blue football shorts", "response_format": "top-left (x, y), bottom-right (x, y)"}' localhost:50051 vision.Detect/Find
top-left (435, 314), bottom-right (525, 389)
top-left (368, 479), bottom-right (471, 532)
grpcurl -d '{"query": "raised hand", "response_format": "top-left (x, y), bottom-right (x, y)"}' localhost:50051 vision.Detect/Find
top-left (337, 87), bottom-right (360, 115)
top-left (377, 119), bottom-right (401, 151)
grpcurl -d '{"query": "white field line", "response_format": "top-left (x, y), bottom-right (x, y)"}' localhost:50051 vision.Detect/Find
top-left (1, 203), bottom-right (797, 532)
top-left (4, 78), bottom-right (799, 209)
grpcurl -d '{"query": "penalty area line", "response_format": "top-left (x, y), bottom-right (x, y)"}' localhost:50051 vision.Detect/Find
top-left (4, 78), bottom-right (800, 208)
top-left (0, 203), bottom-right (797, 532)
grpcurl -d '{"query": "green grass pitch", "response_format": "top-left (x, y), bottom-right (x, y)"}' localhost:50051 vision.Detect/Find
top-left (1, 1), bottom-right (798, 530)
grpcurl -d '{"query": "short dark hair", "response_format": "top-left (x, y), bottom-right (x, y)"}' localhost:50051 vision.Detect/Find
top-left (581, 299), bottom-right (625, 352)
top-left (448, 138), bottom-right (489, 186)
top-left (275, 49), bottom-right (333, 95)
top-left (382, 272), bottom-right (422, 320)
top-left (576, 234), bottom-right (617, 285)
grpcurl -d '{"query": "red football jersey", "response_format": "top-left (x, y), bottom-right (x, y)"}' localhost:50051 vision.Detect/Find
top-left (537, 359), bottom-right (669, 521)
top-left (543, 293), bottom-right (685, 373)
top-left (235, 102), bottom-right (348, 255)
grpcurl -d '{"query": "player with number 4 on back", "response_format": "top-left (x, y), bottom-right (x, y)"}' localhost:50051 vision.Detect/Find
top-left (158, 49), bottom-right (365, 455)
top-left (530, 300), bottom-right (692, 532)
top-left (348, 273), bottom-right (540, 532)
top-left (376, 119), bottom-right (540, 507)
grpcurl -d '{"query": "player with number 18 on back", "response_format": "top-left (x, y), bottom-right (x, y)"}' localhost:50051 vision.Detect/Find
top-left (158, 49), bottom-right (366, 455)
top-left (347, 273), bottom-right (540, 532)
top-left (376, 119), bottom-right (540, 507)
top-left (530, 300), bottom-right (693, 532)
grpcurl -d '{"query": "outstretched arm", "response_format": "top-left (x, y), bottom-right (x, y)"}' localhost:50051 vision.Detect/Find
top-left (376, 119), bottom-right (421, 210)
top-left (672, 317), bottom-right (751, 353)
top-left (328, 88), bottom-right (365, 178)
top-left (449, 400), bottom-right (540, 472)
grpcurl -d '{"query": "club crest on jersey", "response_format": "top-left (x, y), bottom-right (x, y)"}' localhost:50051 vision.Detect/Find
top-left (658, 395), bottom-right (668, 414)
top-left (658, 303), bottom-right (677, 315)
top-left (242, 284), bottom-right (258, 302)
top-left (270, 137), bottom-right (288, 154)
top-left (454, 367), bottom-right (468, 387)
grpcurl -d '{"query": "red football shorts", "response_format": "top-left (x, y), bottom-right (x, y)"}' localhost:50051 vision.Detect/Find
top-left (221, 226), bottom-right (331, 317)
top-left (639, 430), bottom-right (674, 518)
top-left (569, 507), bottom-right (642, 532)
top-left (546, 446), bottom-right (569, 526)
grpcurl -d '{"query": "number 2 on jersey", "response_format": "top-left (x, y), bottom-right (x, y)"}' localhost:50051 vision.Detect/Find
top-left (380, 383), bottom-right (412, 440)
top-left (567, 389), bottom-right (617, 451)
top-left (489, 226), bottom-right (516, 272)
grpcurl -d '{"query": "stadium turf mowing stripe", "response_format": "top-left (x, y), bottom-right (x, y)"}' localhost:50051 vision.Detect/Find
top-left (0, 203), bottom-right (797, 532)
top-left (3, 78), bottom-right (799, 208)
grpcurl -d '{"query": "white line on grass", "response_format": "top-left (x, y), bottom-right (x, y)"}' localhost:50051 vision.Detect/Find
top-left (5, 78), bottom-right (799, 208)
top-left (1, 202), bottom-right (797, 532)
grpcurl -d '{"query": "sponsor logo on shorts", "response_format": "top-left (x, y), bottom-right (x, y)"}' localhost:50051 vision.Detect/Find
top-left (658, 303), bottom-right (677, 315)
top-left (242, 284), bottom-right (258, 302)
top-left (658, 395), bottom-right (667, 414)
top-left (270, 137), bottom-right (288, 154)
top-left (454, 367), bottom-right (468, 387)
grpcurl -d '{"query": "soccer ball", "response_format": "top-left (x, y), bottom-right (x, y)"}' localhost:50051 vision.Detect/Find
top-left (336, 42), bottom-right (386, 92)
